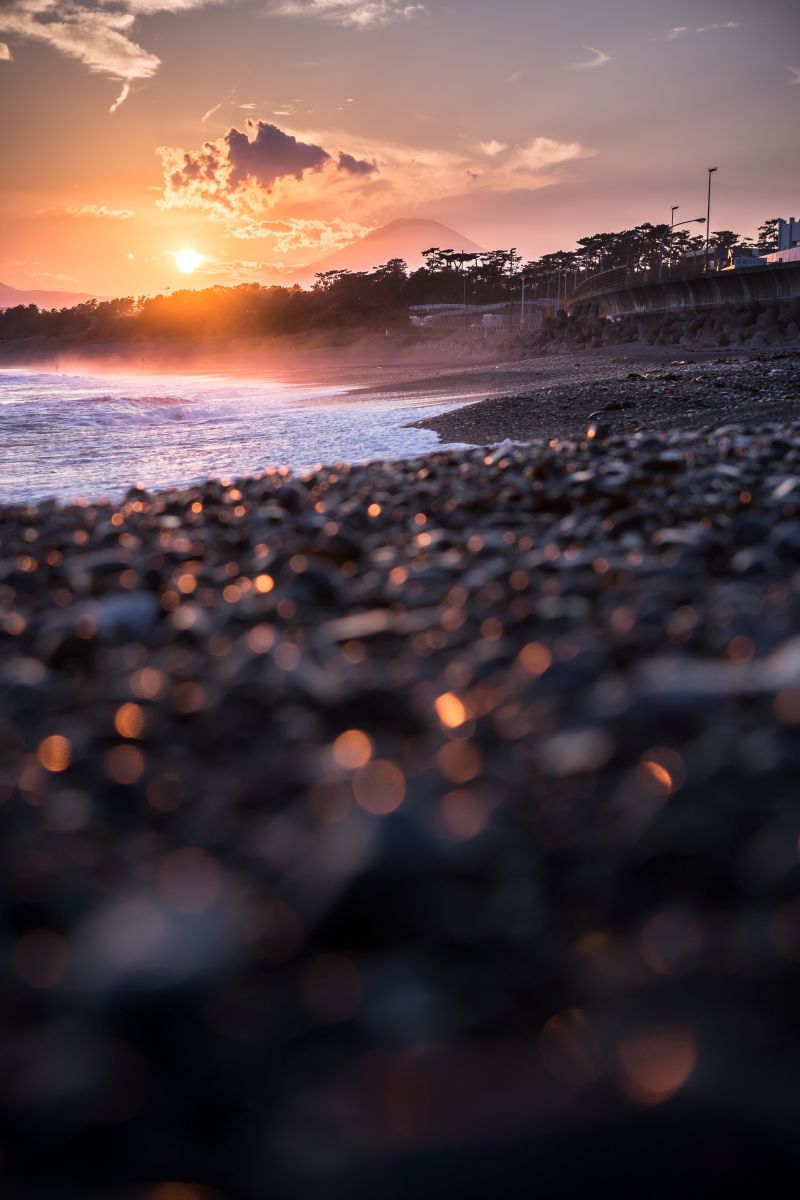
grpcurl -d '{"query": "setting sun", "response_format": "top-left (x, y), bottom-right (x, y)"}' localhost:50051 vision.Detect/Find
top-left (175, 249), bottom-right (203, 275)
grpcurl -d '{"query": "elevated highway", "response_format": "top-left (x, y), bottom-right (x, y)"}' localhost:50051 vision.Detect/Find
top-left (567, 262), bottom-right (800, 317)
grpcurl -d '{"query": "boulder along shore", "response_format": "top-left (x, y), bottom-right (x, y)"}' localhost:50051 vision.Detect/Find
top-left (525, 296), bottom-right (800, 356)
top-left (2, 358), bottom-right (800, 1196)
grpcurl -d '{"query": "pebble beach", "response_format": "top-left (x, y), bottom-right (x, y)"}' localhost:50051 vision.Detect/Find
top-left (2, 349), bottom-right (800, 1196)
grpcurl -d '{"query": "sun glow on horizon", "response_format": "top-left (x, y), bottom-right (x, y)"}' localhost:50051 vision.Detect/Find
top-left (175, 249), bottom-right (204, 275)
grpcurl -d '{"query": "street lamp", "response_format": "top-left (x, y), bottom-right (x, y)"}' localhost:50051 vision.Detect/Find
top-left (520, 275), bottom-right (529, 332)
top-left (705, 166), bottom-right (718, 272)
top-left (665, 216), bottom-right (705, 274)
top-left (659, 207), bottom-right (680, 278)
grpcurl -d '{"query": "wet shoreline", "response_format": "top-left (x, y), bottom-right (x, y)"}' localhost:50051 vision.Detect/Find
top-left (415, 348), bottom-right (800, 445)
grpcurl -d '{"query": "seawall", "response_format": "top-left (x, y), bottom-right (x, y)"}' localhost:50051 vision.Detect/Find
top-left (571, 262), bottom-right (800, 317)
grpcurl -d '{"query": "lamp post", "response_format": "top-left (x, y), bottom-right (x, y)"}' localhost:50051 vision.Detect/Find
top-left (660, 207), bottom-right (680, 278)
top-left (705, 166), bottom-right (718, 272)
top-left (665, 216), bottom-right (705, 275)
top-left (452, 252), bottom-right (477, 333)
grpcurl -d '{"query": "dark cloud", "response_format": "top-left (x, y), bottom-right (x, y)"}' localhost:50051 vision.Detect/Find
top-left (169, 143), bottom-right (224, 191)
top-left (159, 120), bottom-right (381, 230)
top-left (338, 151), bottom-right (377, 176)
top-left (225, 122), bottom-right (330, 189)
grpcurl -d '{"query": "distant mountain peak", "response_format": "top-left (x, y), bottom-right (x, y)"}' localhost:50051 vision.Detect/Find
top-left (0, 280), bottom-right (94, 310)
top-left (380, 217), bottom-right (459, 231)
top-left (294, 219), bottom-right (484, 283)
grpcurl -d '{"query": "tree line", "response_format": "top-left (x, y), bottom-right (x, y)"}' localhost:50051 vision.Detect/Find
top-left (0, 218), bottom-right (783, 344)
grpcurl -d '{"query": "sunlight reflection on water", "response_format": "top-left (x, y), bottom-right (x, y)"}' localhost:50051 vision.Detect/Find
top-left (0, 370), bottom-right (467, 503)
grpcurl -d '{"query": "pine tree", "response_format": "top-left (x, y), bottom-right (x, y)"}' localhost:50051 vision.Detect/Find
top-left (756, 219), bottom-right (780, 253)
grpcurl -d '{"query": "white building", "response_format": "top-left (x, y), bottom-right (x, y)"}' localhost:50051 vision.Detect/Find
top-left (760, 218), bottom-right (800, 266)
top-left (761, 246), bottom-right (800, 265)
top-left (778, 218), bottom-right (800, 252)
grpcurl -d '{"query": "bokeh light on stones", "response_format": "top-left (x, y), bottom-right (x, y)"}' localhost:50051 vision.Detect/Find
top-left (115, 702), bottom-right (145, 738)
top-left (332, 729), bottom-right (373, 770)
top-left (353, 760), bottom-right (405, 815)
top-left (3, 414), bottom-right (800, 1194)
top-left (617, 1028), bottom-right (698, 1106)
top-left (434, 691), bottom-right (468, 729)
top-left (36, 734), bottom-right (72, 773)
top-left (106, 744), bottom-right (145, 785)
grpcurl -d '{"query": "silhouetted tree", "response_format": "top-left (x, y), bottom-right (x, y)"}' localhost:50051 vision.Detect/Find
top-left (756, 218), bottom-right (781, 253)
top-left (1, 215), bottom-right (784, 348)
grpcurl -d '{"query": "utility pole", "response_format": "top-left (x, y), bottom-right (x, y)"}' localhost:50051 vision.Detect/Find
top-left (463, 268), bottom-right (467, 334)
top-left (705, 167), bottom-right (717, 272)
top-left (664, 205), bottom-right (679, 276)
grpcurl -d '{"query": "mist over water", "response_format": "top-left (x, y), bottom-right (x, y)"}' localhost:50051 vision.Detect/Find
top-left (0, 369), bottom-right (466, 503)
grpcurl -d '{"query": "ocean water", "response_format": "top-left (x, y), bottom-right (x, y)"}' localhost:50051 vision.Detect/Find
top-left (0, 369), bottom-right (468, 504)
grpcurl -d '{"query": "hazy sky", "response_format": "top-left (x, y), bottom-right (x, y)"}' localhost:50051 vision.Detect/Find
top-left (0, 0), bottom-right (797, 295)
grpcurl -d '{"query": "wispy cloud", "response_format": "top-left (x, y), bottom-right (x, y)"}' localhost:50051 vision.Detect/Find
top-left (508, 137), bottom-right (585, 171)
top-left (667, 21), bottom-right (739, 39)
top-left (479, 140), bottom-right (509, 157)
top-left (67, 203), bottom-right (136, 219)
top-left (201, 90), bottom-right (239, 123)
top-left (38, 203), bottom-right (136, 219)
top-left (568, 44), bottom-right (610, 70)
top-left (0, 41), bottom-right (12, 60)
top-left (788, 66), bottom-right (800, 86)
top-left (202, 95), bottom-right (292, 124)
top-left (109, 82), bottom-right (131, 113)
top-left (30, 270), bottom-right (82, 284)
top-left (202, 98), bottom-right (228, 123)
top-left (0, 1), bottom-right (221, 111)
top-left (268, 1), bottom-right (425, 28)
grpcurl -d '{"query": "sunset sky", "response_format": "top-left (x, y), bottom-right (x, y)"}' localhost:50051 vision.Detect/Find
top-left (0, 0), bottom-right (797, 297)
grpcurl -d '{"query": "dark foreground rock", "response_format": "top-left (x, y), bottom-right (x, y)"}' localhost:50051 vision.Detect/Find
top-left (2, 424), bottom-right (800, 1197)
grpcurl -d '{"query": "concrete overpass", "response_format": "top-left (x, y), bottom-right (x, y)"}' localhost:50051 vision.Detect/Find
top-left (567, 262), bottom-right (800, 317)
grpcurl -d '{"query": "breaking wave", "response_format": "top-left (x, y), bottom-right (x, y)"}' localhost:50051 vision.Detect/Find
top-left (0, 368), bottom-right (460, 503)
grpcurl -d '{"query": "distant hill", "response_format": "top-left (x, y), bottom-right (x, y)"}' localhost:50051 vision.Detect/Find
top-left (0, 281), bottom-right (93, 311)
top-left (294, 218), bottom-right (484, 284)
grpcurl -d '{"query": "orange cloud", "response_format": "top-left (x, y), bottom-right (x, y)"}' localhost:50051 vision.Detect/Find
top-left (156, 119), bottom-right (590, 265)
top-left (158, 121), bottom-right (379, 231)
